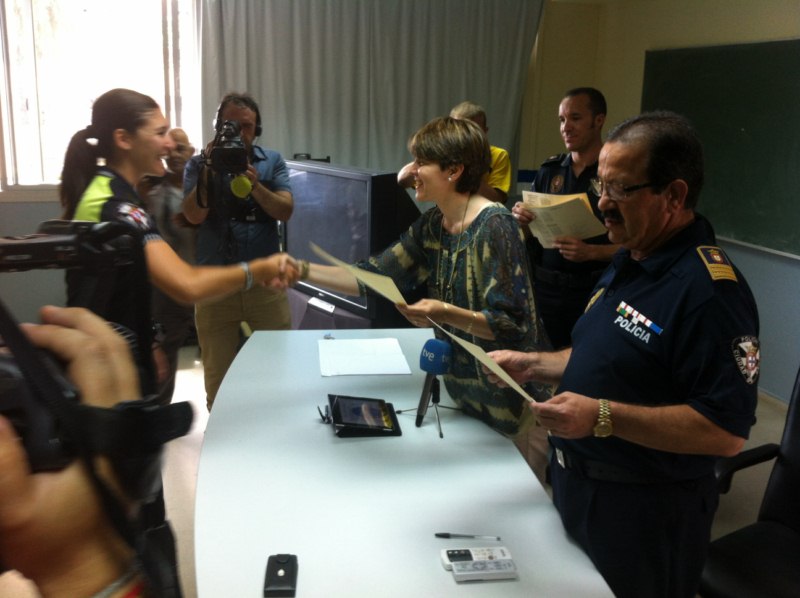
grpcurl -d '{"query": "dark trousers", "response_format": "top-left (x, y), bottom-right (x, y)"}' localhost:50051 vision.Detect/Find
top-left (550, 457), bottom-right (719, 598)
top-left (151, 287), bottom-right (195, 405)
top-left (535, 281), bottom-right (594, 349)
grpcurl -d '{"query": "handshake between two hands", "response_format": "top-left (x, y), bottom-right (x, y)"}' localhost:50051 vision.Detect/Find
top-left (249, 253), bottom-right (304, 290)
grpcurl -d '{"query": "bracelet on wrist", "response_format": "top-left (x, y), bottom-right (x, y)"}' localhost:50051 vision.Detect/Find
top-left (240, 261), bottom-right (254, 291)
top-left (299, 260), bottom-right (310, 281)
top-left (466, 311), bottom-right (477, 335)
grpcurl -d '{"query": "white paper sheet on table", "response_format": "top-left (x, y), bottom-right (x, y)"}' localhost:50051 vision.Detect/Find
top-left (318, 338), bottom-right (412, 376)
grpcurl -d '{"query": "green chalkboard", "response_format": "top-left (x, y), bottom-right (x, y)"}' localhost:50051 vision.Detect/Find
top-left (641, 39), bottom-right (800, 255)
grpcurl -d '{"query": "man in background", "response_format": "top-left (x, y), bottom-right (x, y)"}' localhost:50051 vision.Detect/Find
top-left (183, 92), bottom-right (293, 410)
top-left (513, 88), bottom-right (618, 348)
top-left (139, 127), bottom-right (196, 405)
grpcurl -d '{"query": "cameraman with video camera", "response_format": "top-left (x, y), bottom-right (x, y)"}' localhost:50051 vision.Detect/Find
top-left (183, 92), bottom-right (294, 411)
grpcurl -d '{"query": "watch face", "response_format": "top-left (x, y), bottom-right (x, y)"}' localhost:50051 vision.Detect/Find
top-left (593, 421), bottom-right (613, 437)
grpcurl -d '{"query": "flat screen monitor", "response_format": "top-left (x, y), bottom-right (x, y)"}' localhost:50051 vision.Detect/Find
top-left (284, 160), bottom-right (421, 325)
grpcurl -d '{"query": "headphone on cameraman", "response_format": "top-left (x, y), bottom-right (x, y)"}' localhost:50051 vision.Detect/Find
top-left (213, 92), bottom-right (263, 137)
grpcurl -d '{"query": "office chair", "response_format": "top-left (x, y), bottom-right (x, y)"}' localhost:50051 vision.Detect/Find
top-left (698, 364), bottom-right (800, 598)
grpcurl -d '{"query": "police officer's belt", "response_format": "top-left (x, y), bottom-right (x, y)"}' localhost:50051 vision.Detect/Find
top-left (553, 446), bottom-right (668, 485)
top-left (534, 265), bottom-right (604, 290)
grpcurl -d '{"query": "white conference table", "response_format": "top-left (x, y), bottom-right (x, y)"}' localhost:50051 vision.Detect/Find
top-left (194, 328), bottom-right (612, 597)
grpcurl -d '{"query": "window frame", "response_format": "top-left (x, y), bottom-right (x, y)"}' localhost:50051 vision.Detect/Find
top-left (0, 0), bottom-right (200, 203)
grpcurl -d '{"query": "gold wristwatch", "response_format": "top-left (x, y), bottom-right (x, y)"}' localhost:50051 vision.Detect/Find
top-left (593, 399), bottom-right (613, 437)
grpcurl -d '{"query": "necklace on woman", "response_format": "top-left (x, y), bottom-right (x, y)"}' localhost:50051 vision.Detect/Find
top-left (438, 196), bottom-right (471, 302)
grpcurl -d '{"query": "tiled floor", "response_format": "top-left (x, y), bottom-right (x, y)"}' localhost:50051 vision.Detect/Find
top-left (0, 348), bottom-right (789, 597)
top-left (163, 349), bottom-right (208, 598)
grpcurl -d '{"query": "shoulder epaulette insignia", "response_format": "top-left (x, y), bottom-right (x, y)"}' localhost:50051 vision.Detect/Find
top-left (585, 287), bottom-right (604, 312)
top-left (541, 153), bottom-right (566, 165)
top-left (697, 246), bottom-right (738, 282)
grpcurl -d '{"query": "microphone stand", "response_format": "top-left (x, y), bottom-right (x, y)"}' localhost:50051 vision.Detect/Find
top-left (431, 378), bottom-right (443, 439)
top-left (398, 376), bottom-right (446, 438)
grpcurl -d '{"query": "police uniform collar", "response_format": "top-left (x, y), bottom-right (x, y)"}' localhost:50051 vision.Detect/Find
top-left (97, 166), bottom-right (122, 179)
top-left (615, 216), bottom-right (706, 277)
top-left (540, 152), bottom-right (567, 167)
top-left (567, 152), bottom-right (599, 172)
top-left (96, 167), bottom-right (140, 201)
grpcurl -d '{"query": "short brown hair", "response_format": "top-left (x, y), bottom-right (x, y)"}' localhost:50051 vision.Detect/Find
top-left (409, 116), bottom-right (491, 194)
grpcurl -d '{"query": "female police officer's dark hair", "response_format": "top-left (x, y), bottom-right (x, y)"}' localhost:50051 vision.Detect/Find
top-left (60, 88), bottom-right (159, 218)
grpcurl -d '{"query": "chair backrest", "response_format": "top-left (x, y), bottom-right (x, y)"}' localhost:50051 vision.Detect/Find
top-left (758, 363), bottom-right (800, 531)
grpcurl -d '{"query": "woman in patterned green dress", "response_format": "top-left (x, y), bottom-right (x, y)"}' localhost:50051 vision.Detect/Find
top-left (286, 117), bottom-right (551, 476)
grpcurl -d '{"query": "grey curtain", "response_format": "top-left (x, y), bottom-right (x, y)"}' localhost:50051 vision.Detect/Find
top-left (199, 0), bottom-right (542, 173)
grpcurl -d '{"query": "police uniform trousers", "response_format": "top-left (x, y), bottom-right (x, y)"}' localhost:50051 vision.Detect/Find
top-left (550, 453), bottom-right (719, 598)
top-left (195, 286), bottom-right (291, 410)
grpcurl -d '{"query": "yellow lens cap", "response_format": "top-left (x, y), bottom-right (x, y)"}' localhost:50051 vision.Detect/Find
top-left (231, 175), bottom-right (253, 198)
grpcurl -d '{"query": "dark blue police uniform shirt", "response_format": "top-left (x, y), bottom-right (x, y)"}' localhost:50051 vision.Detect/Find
top-left (552, 216), bottom-right (760, 481)
top-left (531, 153), bottom-right (609, 274)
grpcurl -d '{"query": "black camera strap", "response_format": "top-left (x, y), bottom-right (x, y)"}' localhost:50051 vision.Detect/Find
top-left (195, 161), bottom-right (213, 209)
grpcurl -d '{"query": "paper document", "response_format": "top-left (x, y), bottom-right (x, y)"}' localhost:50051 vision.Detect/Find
top-left (429, 320), bottom-right (536, 405)
top-left (522, 190), bottom-right (606, 248)
top-left (310, 242), bottom-right (407, 305)
top-left (318, 338), bottom-right (412, 376)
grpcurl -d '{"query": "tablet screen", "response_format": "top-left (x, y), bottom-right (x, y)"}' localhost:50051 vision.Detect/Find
top-left (335, 396), bottom-right (392, 428)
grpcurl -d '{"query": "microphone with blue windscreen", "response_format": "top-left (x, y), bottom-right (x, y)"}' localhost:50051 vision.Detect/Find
top-left (417, 338), bottom-right (451, 427)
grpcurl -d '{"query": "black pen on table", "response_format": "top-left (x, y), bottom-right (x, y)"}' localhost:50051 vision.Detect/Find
top-left (435, 532), bottom-right (501, 541)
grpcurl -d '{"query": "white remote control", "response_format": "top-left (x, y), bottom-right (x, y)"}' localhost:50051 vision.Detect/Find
top-left (440, 547), bottom-right (512, 570)
top-left (451, 558), bottom-right (518, 582)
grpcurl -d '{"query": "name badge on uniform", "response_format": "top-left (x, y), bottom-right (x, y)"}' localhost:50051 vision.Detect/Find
top-left (613, 300), bottom-right (663, 345)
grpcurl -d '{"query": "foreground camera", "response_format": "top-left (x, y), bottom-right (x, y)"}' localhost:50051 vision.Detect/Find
top-left (0, 220), bottom-right (193, 597)
top-left (0, 221), bottom-right (193, 479)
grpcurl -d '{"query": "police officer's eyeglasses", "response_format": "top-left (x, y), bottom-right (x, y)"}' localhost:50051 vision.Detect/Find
top-left (590, 177), bottom-right (657, 202)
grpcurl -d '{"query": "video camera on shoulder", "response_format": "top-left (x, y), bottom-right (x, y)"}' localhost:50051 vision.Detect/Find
top-left (0, 221), bottom-right (192, 475)
top-left (207, 119), bottom-right (249, 174)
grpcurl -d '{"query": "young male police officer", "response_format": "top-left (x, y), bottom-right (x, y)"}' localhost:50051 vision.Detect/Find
top-left (513, 88), bottom-right (619, 348)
